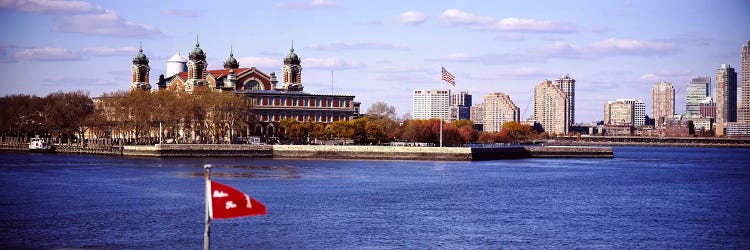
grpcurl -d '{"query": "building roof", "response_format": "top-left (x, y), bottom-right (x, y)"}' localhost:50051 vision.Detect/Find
top-left (167, 53), bottom-right (188, 63)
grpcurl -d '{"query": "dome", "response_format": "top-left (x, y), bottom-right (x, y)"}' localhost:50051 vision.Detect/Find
top-left (284, 47), bottom-right (301, 65)
top-left (132, 48), bottom-right (149, 64)
top-left (167, 53), bottom-right (187, 63)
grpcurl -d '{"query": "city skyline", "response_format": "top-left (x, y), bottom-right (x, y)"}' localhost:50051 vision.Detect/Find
top-left (1, 0), bottom-right (749, 123)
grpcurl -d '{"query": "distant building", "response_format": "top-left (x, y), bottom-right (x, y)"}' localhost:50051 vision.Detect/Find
top-left (604, 100), bottom-right (633, 126)
top-left (652, 81), bottom-right (675, 127)
top-left (534, 80), bottom-right (568, 135)
top-left (739, 41), bottom-right (750, 122)
top-left (727, 122), bottom-right (750, 137)
top-left (617, 99), bottom-right (645, 127)
top-left (715, 64), bottom-right (738, 136)
top-left (470, 104), bottom-right (485, 126)
top-left (450, 91), bottom-right (472, 121)
top-left (483, 93), bottom-right (520, 132)
top-left (130, 44), bottom-right (151, 91)
top-left (554, 74), bottom-right (575, 126)
top-left (685, 77), bottom-right (711, 117)
top-left (700, 97), bottom-right (716, 119)
top-left (412, 89), bottom-right (450, 120)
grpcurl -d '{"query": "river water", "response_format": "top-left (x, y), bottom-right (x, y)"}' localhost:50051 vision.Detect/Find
top-left (1, 147), bottom-right (749, 249)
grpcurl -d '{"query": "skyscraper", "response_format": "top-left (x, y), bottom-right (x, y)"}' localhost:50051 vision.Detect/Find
top-left (483, 93), bottom-right (520, 132)
top-left (604, 100), bottom-right (634, 126)
top-left (554, 74), bottom-right (575, 126)
top-left (412, 89), bottom-right (451, 120)
top-left (470, 104), bottom-right (485, 126)
top-left (652, 81), bottom-right (675, 127)
top-left (450, 91), bottom-right (472, 120)
top-left (617, 99), bottom-right (646, 127)
top-left (534, 80), bottom-right (568, 135)
top-left (716, 64), bottom-right (738, 136)
top-left (739, 40), bottom-right (750, 122)
top-left (685, 77), bottom-right (711, 118)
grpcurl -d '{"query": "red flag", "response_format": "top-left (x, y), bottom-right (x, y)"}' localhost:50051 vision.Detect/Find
top-left (209, 180), bottom-right (266, 219)
top-left (441, 66), bottom-right (456, 86)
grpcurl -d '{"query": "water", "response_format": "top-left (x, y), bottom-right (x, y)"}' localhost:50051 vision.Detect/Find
top-left (1, 147), bottom-right (749, 249)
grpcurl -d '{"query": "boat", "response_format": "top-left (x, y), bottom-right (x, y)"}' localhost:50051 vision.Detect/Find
top-left (29, 136), bottom-right (55, 152)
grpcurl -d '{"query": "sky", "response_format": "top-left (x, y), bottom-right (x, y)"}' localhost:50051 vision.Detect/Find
top-left (1, 0), bottom-right (749, 123)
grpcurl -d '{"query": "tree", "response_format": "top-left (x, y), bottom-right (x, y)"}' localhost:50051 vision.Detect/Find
top-left (366, 101), bottom-right (397, 120)
top-left (501, 121), bottom-right (536, 144)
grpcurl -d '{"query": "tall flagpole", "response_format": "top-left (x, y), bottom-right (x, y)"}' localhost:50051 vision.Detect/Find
top-left (204, 165), bottom-right (212, 250)
top-left (439, 66), bottom-right (443, 148)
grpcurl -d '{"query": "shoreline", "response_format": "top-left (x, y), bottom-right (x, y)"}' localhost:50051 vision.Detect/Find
top-left (0, 143), bottom-right (613, 161)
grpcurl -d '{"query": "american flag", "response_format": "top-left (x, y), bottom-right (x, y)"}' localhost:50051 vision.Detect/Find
top-left (441, 66), bottom-right (455, 86)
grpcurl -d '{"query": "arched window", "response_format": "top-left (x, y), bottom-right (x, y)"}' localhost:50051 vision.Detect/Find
top-left (245, 80), bottom-right (262, 91)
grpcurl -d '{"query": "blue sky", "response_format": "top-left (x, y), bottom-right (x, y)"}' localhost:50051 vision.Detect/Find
top-left (1, 0), bottom-right (749, 123)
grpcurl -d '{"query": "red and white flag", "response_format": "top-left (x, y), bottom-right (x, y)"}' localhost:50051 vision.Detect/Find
top-left (441, 66), bottom-right (456, 86)
top-left (208, 180), bottom-right (266, 219)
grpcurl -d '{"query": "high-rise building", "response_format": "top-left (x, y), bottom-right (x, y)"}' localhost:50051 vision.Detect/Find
top-left (715, 64), bottom-right (738, 136)
top-left (450, 91), bottom-right (472, 120)
top-left (700, 97), bottom-right (716, 119)
top-left (534, 80), bottom-right (568, 135)
top-left (604, 100), bottom-right (634, 126)
top-left (617, 99), bottom-right (645, 127)
top-left (685, 77), bottom-right (711, 118)
top-left (412, 89), bottom-right (450, 120)
top-left (652, 81), bottom-right (675, 127)
top-left (739, 40), bottom-right (750, 122)
top-left (470, 104), bottom-right (485, 125)
top-left (554, 74), bottom-right (575, 126)
top-left (483, 93), bottom-right (520, 132)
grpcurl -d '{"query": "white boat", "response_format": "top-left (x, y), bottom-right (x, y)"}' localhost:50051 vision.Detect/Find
top-left (29, 136), bottom-right (55, 152)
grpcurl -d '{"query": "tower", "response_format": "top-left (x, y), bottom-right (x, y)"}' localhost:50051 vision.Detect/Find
top-left (282, 41), bottom-right (303, 91)
top-left (685, 77), bottom-right (711, 117)
top-left (186, 35), bottom-right (208, 91)
top-left (130, 42), bottom-right (151, 91)
top-left (716, 64), bottom-right (738, 135)
top-left (739, 40), bottom-right (750, 122)
top-left (554, 74), bottom-right (575, 126)
top-left (223, 46), bottom-right (240, 69)
top-left (534, 80), bottom-right (568, 134)
top-left (652, 81), bottom-right (675, 127)
top-left (166, 53), bottom-right (188, 78)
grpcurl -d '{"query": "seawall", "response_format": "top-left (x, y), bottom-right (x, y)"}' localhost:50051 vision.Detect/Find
top-left (2, 143), bottom-right (614, 160)
top-left (121, 144), bottom-right (613, 161)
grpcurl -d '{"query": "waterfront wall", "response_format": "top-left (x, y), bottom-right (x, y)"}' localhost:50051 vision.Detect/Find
top-left (2, 143), bottom-right (614, 160)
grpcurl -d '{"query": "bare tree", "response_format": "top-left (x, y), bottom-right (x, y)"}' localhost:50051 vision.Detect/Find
top-left (366, 101), bottom-right (397, 120)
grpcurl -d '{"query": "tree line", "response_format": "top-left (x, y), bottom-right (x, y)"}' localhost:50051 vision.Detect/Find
top-left (1, 92), bottom-right (543, 146)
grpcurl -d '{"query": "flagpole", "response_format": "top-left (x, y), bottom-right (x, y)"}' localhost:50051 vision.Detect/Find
top-left (204, 165), bottom-right (212, 250)
top-left (439, 66), bottom-right (443, 148)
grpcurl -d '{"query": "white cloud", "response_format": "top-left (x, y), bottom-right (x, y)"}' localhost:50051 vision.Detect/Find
top-left (14, 47), bottom-right (82, 61)
top-left (590, 38), bottom-right (677, 55)
top-left (51, 10), bottom-right (163, 37)
top-left (0, 0), bottom-right (101, 14)
top-left (81, 46), bottom-right (138, 56)
top-left (237, 56), bottom-right (279, 68)
top-left (398, 11), bottom-right (426, 25)
top-left (368, 65), bottom-right (429, 73)
top-left (306, 41), bottom-right (409, 51)
top-left (440, 9), bottom-right (576, 33)
top-left (305, 57), bottom-right (364, 70)
top-left (638, 70), bottom-right (694, 83)
top-left (275, 0), bottom-right (340, 9)
top-left (160, 9), bottom-right (201, 18)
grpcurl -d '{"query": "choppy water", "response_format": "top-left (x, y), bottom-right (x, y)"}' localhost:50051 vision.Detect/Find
top-left (1, 147), bottom-right (749, 249)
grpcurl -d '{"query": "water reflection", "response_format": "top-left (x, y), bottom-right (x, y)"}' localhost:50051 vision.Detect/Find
top-left (182, 165), bottom-right (301, 179)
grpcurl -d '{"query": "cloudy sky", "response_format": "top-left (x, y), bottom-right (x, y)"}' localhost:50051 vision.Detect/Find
top-left (1, 0), bottom-right (749, 122)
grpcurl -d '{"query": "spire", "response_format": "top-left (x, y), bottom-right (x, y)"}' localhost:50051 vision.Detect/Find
top-left (139, 41), bottom-right (143, 53)
top-left (224, 45), bottom-right (239, 69)
top-left (291, 40), bottom-right (294, 52)
top-left (196, 34), bottom-right (200, 48)
top-left (230, 45), bottom-right (233, 57)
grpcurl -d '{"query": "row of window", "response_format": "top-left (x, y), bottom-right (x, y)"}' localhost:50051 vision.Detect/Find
top-left (258, 113), bottom-right (351, 123)
top-left (255, 97), bottom-right (351, 108)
